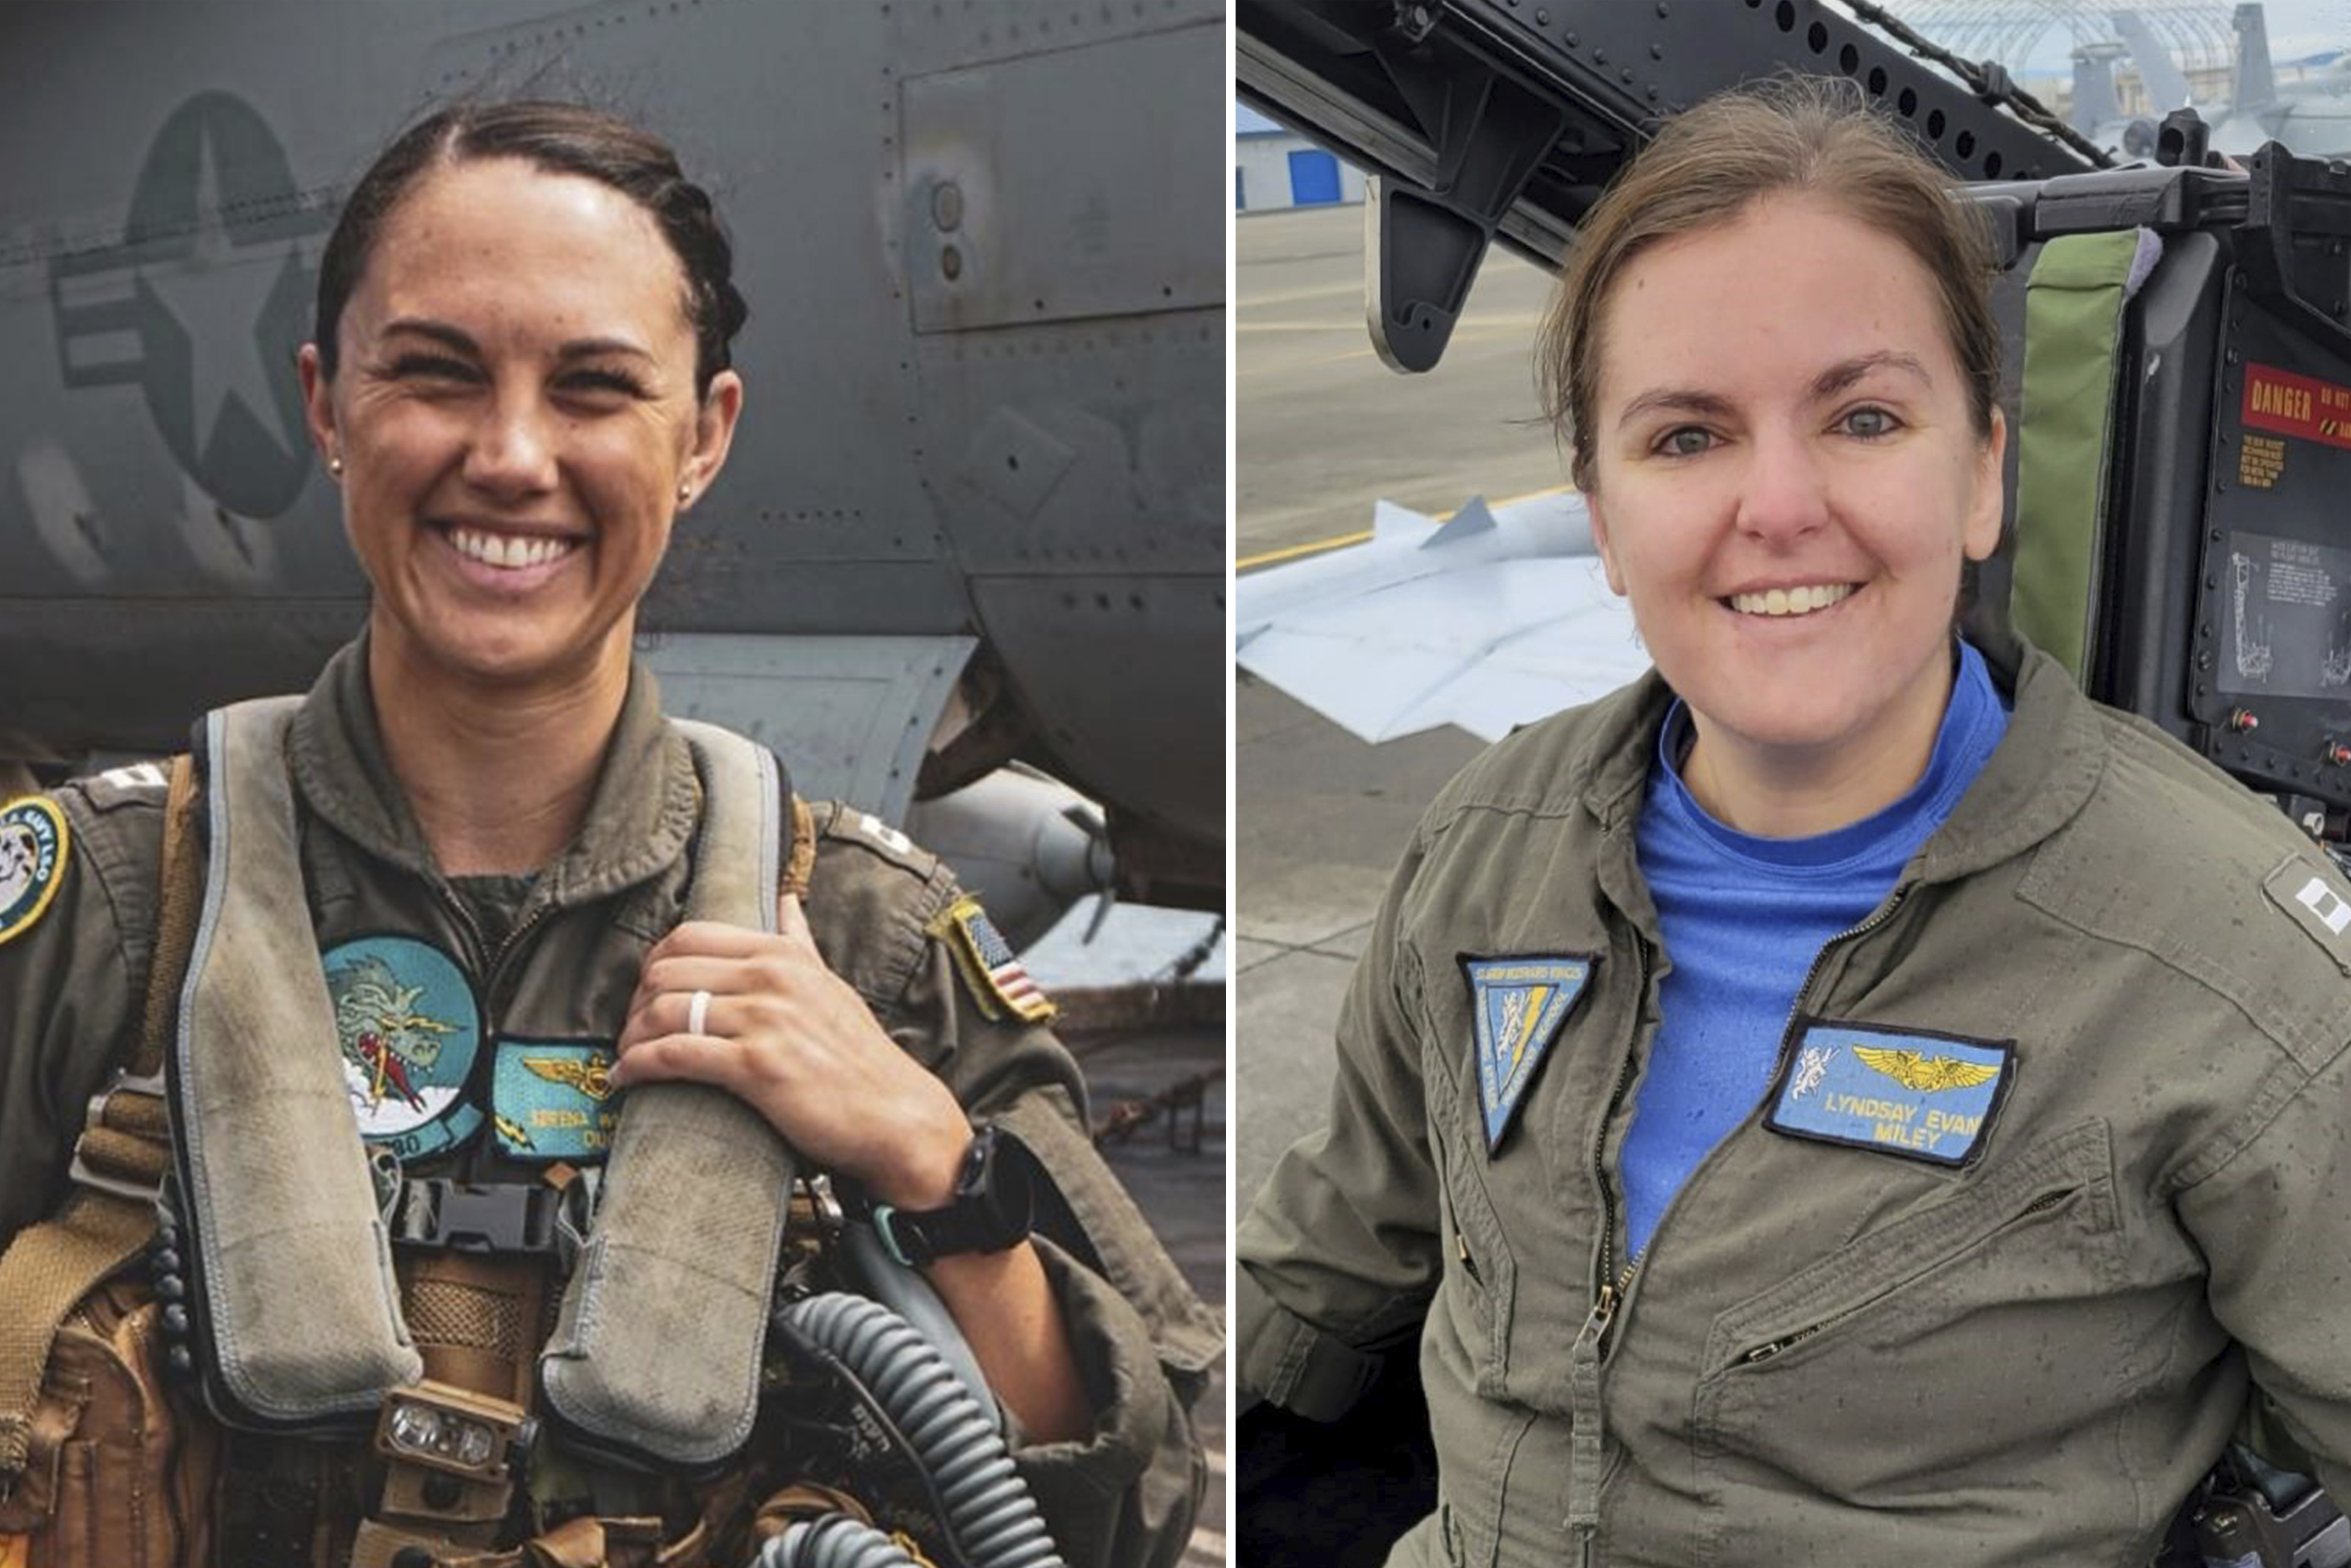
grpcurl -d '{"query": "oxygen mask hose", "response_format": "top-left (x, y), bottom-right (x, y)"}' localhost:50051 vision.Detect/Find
top-left (754, 1514), bottom-right (922, 1568)
top-left (769, 1292), bottom-right (1068, 1568)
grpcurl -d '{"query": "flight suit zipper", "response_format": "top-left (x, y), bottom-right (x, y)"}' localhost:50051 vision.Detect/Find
top-left (1736, 1184), bottom-right (2076, 1366)
top-left (1570, 933), bottom-right (1653, 1560)
top-left (437, 883), bottom-right (561, 1162)
top-left (1569, 883), bottom-right (1913, 1561)
top-left (1762, 884), bottom-right (1912, 1113)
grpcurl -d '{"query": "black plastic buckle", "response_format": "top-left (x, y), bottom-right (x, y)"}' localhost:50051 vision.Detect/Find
top-left (392, 1179), bottom-right (562, 1255)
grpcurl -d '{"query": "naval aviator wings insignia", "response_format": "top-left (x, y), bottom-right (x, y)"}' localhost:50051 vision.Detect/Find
top-left (494, 1040), bottom-right (621, 1161)
top-left (1850, 1046), bottom-right (2002, 1093)
top-left (1460, 953), bottom-right (1595, 1154)
top-left (1767, 1019), bottom-right (2016, 1168)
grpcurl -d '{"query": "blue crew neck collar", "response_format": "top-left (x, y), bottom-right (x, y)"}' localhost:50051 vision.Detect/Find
top-left (1653, 640), bottom-right (2009, 874)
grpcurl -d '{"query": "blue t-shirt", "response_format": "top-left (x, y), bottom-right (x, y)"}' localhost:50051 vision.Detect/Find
top-left (1619, 642), bottom-right (2010, 1261)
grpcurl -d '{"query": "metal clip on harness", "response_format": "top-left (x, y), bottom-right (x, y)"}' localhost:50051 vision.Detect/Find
top-left (757, 1293), bottom-right (1066, 1568)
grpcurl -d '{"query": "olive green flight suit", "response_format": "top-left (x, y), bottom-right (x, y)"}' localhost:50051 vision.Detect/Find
top-left (1240, 644), bottom-right (2351, 1566)
top-left (0, 638), bottom-right (1220, 1568)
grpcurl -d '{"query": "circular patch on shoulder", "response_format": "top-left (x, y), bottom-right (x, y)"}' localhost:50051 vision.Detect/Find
top-left (321, 935), bottom-right (485, 1162)
top-left (0, 797), bottom-right (69, 947)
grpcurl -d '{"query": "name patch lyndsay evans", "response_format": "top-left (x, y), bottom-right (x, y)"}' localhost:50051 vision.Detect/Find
top-left (1765, 1019), bottom-right (2017, 1167)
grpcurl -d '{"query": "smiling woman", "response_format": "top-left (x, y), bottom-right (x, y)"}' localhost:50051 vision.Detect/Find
top-left (0, 100), bottom-right (1208, 1568)
top-left (1238, 76), bottom-right (2351, 1567)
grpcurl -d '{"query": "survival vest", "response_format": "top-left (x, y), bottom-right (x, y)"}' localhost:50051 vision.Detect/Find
top-left (0, 699), bottom-right (819, 1566)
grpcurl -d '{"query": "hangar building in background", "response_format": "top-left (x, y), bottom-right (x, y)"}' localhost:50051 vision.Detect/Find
top-left (1234, 102), bottom-right (1366, 210)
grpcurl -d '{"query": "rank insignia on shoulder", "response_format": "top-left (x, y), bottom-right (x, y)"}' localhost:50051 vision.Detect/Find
top-left (930, 895), bottom-right (1055, 1024)
top-left (1766, 1019), bottom-right (2015, 1168)
top-left (0, 797), bottom-right (69, 948)
top-left (2263, 856), bottom-right (2351, 966)
top-left (1462, 954), bottom-right (1595, 1153)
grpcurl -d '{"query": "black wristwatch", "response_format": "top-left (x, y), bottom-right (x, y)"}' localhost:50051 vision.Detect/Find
top-left (868, 1123), bottom-right (1041, 1269)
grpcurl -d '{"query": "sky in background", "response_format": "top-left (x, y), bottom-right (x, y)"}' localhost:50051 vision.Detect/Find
top-left (1846, 0), bottom-right (2351, 73)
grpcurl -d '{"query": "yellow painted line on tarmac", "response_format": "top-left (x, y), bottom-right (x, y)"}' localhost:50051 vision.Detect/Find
top-left (1236, 528), bottom-right (1376, 571)
top-left (1237, 483), bottom-right (1577, 572)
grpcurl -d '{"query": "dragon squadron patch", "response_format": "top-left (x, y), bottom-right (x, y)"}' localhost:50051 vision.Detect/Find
top-left (1766, 1020), bottom-right (2015, 1167)
top-left (0, 798), bottom-right (67, 947)
top-left (493, 1040), bottom-right (620, 1160)
top-left (323, 935), bottom-right (484, 1162)
top-left (1462, 954), bottom-right (1595, 1153)
top-left (931, 895), bottom-right (1055, 1024)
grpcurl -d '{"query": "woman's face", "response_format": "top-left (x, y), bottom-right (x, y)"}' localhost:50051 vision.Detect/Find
top-left (1585, 194), bottom-right (2004, 786)
top-left (300, 156), bottom-right (740, 689)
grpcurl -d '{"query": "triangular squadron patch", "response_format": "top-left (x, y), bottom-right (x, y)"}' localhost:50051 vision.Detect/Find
top-left (1461, 954), bottom-right (1595, 1153)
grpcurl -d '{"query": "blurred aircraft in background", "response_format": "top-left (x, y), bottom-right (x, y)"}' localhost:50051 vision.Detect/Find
top-left (0, 0), bottom-right (1225, 941)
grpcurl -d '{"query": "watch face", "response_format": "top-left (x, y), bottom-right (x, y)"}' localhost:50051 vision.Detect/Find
top-left (990, 1129), bottom-right (1040, 1230)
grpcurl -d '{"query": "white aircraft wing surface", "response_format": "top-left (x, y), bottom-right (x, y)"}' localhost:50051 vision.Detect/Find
top-left (1236, 489), bottom-right (1648, 744)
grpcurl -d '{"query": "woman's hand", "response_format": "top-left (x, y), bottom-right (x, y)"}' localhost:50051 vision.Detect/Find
top-left (611, 891), bottom-right (1093, 1442)
top-left (608, 893), bottom-right (973, 1208)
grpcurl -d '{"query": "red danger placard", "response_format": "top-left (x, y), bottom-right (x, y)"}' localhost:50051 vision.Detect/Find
top-left (2243, 361), bottom-right (2351, 449)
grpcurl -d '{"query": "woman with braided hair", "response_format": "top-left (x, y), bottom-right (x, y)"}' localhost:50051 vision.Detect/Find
top-left (0, 100), bottom-right (1210, 1568)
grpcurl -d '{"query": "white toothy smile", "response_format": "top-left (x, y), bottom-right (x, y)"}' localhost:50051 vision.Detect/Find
top-left (445, 526), bottom-right (581, 570)
top-left (1727, 582), bottom-right (1857, 617)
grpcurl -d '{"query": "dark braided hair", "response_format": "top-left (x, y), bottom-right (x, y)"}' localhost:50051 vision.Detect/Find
top-left (314, 100), bottom-right (749, 398)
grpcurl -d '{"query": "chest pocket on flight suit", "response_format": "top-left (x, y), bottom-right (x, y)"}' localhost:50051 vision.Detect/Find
top-left (1690, 1119), bottom-right (2127, 1533)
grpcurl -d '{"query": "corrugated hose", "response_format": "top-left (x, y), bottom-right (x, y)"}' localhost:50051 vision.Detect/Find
top-left (754, 1514), bottom-right (920, 1568)
top-left (756, 1291), bottom-right (1067, 1568)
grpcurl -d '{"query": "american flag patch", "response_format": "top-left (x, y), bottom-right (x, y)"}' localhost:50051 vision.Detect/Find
top-left (933, 895), bottom-right (1055, 1024)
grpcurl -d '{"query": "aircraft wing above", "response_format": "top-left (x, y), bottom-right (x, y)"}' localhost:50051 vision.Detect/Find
top-left (1236, 490), bottom-right (1647, 744)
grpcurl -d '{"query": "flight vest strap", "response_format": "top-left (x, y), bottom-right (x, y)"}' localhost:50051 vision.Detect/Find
top-left (0, 754), bottom-right (199, 1487)
top-left (538, 718), bottom-right (800, 1469)
top-left (165, 703), bottom-right (802, 1464)
top-left (176, 697), bottom-right (421, 1428)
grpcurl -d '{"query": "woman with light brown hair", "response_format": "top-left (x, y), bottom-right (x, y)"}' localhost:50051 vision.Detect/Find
top-left (1239, 76), bottom-right (2351, 1565)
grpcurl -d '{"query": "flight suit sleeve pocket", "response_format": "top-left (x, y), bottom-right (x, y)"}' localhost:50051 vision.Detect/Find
top-left (1691, 1119), bottom-right (2126, 1512)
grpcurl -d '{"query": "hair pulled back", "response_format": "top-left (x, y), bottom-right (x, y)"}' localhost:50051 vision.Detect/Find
top-left (313, 100), bottom-right (748, 398)
top-left (1535, 75), bottom-right (2000, 492)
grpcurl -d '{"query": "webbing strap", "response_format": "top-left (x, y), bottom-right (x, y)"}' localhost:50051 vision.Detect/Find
top-left (0, 756), bottom-right (200, 1480)
top-left (785, 796), bottom-right (817, 900)
top-left (538, 723), bottom-right (795, 1470)
top-left (2010, 230), bottom-right (2147, 686)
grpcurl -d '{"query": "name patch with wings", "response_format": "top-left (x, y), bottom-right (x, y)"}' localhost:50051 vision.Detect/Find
top-left (1765, 1020), bottom-right (2015, 1168)
top-left (492, 1040), bottom-right (620, 1161)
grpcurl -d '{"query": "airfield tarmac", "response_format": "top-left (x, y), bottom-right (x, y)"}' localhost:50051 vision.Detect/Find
top-left (1236, 202), bottom-right (1568, 1212)
top-left (1028, 906), bottom-right (1226, 1566)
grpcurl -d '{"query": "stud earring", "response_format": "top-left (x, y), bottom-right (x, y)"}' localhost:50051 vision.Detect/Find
top-left (328, 455), bottom-right (344, 476)
top-left (677, 481), bottom-right (693, 503)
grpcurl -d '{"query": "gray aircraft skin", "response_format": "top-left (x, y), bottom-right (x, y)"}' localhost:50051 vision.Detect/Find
top-left (0, 0), bottom-right (1225, 916)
